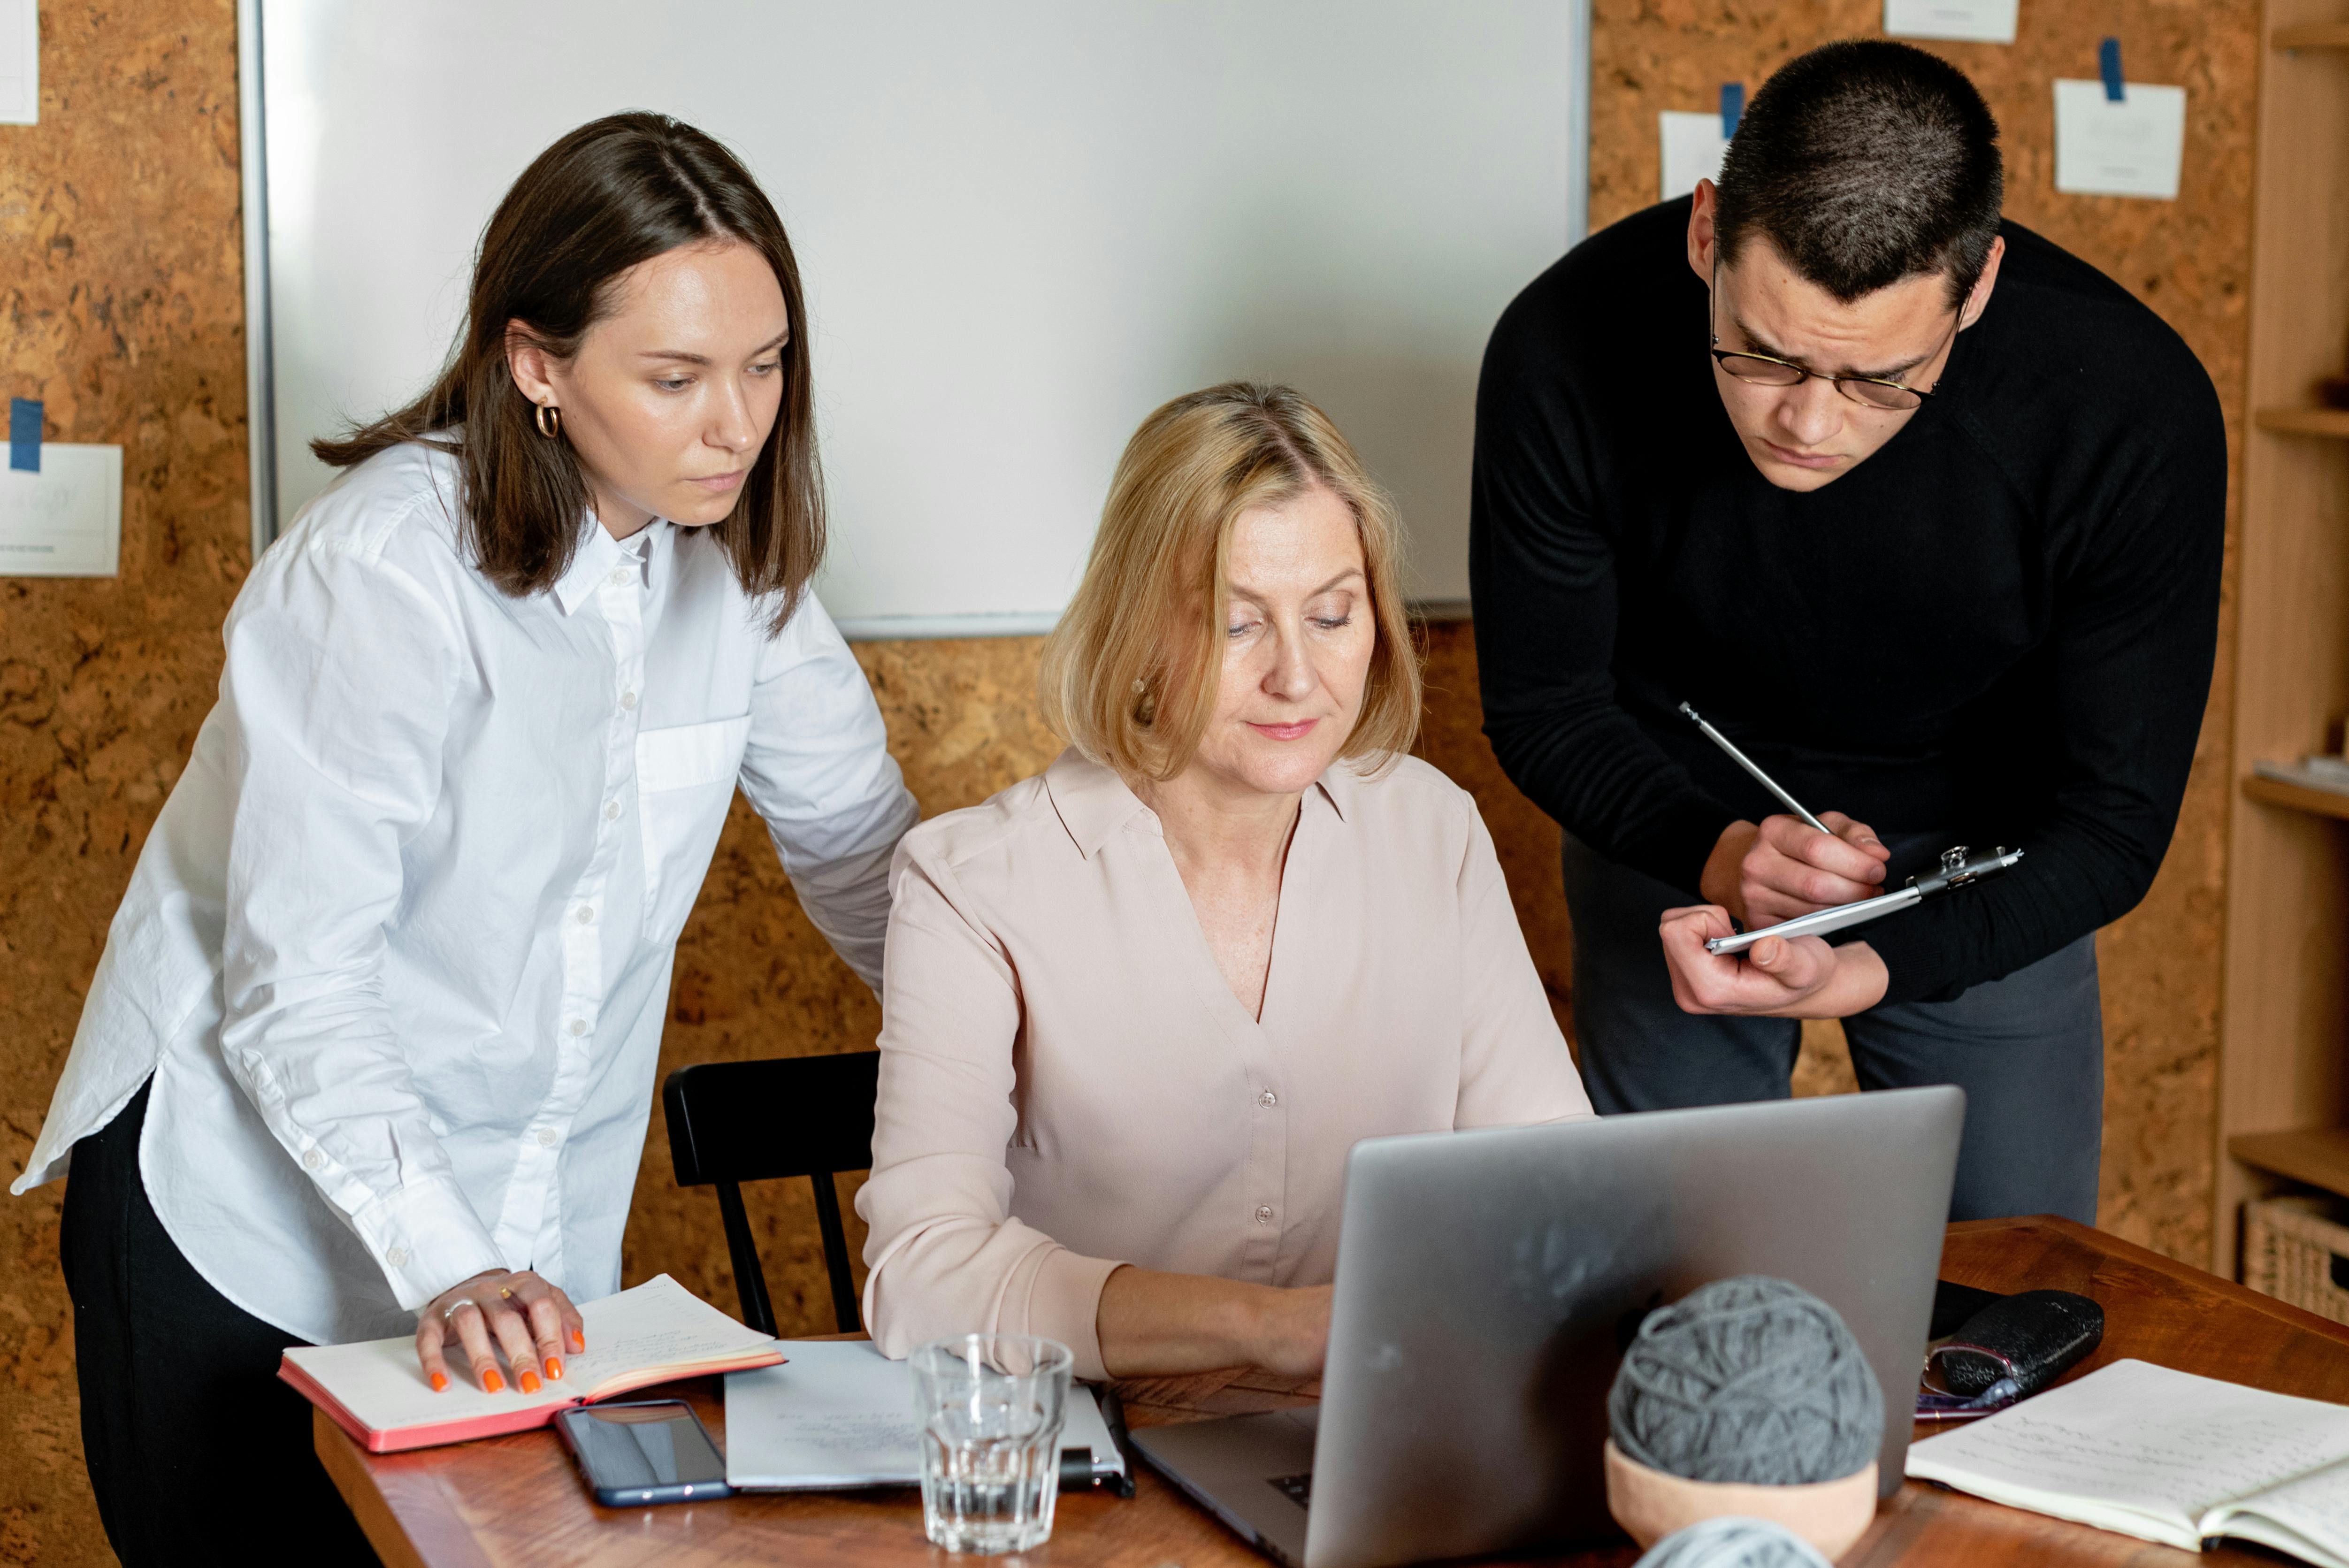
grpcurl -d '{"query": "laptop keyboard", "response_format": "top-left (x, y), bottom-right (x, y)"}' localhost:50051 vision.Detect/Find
top-left (1267, 1472), bottom-right (1313, 1509)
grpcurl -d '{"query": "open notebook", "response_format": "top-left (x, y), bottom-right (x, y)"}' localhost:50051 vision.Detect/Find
top-left (281, 1274), bottom-right (783, 1453)
top-left (1907, 1358), bottom-right (2349, 1566)
top-left (725, 1340), bottom-right (1128, 1489)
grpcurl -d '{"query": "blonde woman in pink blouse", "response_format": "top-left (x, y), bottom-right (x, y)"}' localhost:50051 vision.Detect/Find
top-left (857, 382), bottom-right (1593, 1382)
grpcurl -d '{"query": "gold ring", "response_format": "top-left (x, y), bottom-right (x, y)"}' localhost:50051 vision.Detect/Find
top-left (498, 1285), bottom-right (515, 1300)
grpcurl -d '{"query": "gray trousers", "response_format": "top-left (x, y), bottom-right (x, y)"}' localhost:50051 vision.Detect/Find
top-left (1560, 834), bottom-right (2103, 1225)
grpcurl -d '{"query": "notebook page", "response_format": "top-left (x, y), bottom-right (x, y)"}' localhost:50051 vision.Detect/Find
top-left (2210, 1456), bottom-right (2349, 1568)
top-left (1908, 1360), bottom-right (2349, 1544)
top-left (725, 1342), bottom-right (925, 1487)
top-left (282, 1274), bottom-right (770, 1433)
top-left (725, 1341), bottom-right (1125, 1490)
top-left (558, 1274), bottom-right (777, 1397)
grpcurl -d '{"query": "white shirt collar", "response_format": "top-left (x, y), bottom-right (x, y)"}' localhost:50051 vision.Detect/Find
top-left (550, 517), bottom-right (667, 615)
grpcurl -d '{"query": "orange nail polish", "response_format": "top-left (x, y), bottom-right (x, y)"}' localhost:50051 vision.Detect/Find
top-left (430, 1372), bottom-right (449, 1392)
top-left (546, 1356), bottom-right (564, 1380)
top-left (520, 1370), bottom-right (542, 1394)
top-left (571, 1329), bottom-right (584, 1351)
top-left (484, 1370), bottom-right (506, 1393)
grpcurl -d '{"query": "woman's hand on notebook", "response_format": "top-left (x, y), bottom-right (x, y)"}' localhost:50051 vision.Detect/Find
top-left (1701, 812), bottom-right (1890, 929)
top-left (415, 1268), bottom-right (586, 1395)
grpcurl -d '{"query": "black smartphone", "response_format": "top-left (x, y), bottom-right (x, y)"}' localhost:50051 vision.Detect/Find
top-left (553, 1400), bottom-right (733, 1507)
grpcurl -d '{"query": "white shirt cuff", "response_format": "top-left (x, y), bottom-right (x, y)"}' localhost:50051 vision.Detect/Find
top-left (348, 1176), bottom-right (507, 1312)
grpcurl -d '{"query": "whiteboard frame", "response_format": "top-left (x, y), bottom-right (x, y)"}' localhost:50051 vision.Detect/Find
top-left (233, 0), bottom-right (1588, 635)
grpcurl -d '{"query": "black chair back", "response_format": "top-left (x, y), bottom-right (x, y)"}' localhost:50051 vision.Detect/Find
top-left (662, 1051), bottom-right (880, 1336)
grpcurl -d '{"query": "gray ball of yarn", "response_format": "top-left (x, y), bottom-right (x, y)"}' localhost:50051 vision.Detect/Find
top-left (1632, 1516), bottom-right (1834, 1568)
top-left (1608, 1276), bottom-right (1883, 1486)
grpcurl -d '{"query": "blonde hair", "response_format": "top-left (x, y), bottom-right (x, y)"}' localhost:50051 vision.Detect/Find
top-left (1039, 382), bottom-right (1423, 780)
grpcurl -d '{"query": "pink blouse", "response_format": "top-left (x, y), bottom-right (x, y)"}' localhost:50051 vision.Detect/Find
top-left (856, 748), bottom-right (1593, 1379)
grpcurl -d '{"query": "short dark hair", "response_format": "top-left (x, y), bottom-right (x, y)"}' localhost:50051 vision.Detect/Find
top-left (1714, 40), bottom-right (2003, 306)
top-left (317, 113), bottom-right (823, 631)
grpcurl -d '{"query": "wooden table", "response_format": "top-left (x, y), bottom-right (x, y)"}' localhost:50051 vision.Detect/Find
top-left (321, 1216), bottom-right (2349, 1566)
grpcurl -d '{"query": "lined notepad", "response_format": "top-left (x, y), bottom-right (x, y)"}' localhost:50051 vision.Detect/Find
top-left (1909, 1359), bottom-right (2349, 1565)
top-left (725, 1340), bottom-right (1125, 1490)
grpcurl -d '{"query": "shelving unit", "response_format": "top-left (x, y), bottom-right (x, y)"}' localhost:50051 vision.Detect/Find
top-left (2256, 406), bottom-right (2349, 437)
top-left (2214, 2), bottom-right (2349, 1274)
top-left (2244, 772), bottom-right (2349, 821)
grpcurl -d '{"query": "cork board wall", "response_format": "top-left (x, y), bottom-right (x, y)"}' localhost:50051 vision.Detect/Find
top-left (0, 4), bottom-right (249, 1562)
top-left (0, 3), bottom-right (2260, 1564)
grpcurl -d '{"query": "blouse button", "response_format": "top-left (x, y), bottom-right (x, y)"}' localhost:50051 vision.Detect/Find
top-left (1255, 1205), bottom-right (1275, 1225)
top-left (576, 905), bottom-right (595, 925)
top-left (608, 566), bottom-right (631, 588)
top-left (568, 1018), bottom-right (589, 1038)
top-left (604, 799), bottom-right (621, 821)
top-left (1257, 1089), bottom-right (1278, 1109)
top-left (537, 1128), bottom-right (559, 1148)
top-left (301, 1148), bottom-right (323, 1171)
top-left (620, 690), bottom-right (639, 711)
top-left (386, 1246), bottom-right (410, 1269)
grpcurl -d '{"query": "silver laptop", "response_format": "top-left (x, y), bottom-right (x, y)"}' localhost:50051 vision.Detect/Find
top-left (1131, 1086), bottom-right (1964, 1568)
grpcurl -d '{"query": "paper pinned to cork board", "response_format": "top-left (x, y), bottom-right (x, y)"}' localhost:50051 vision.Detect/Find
top-left (2054, 79), bottom-right (2187, 200)
top-left (0, 444), bottom-right (121, 577)
top-left (1659, 112), bottom-right (1729, 202)
top-left (0, 0), bottom-right (36, 124)
top-left (1883, 0), bottom-right (2019, 45)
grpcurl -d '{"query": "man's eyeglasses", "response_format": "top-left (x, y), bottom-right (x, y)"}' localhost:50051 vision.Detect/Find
top-left (1708, 268), bottom-right (1956, 412)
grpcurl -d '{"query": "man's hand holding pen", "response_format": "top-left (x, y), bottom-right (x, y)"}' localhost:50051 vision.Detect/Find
top-left (1665, 813), bottom-right (1895, 1018)
top-left (1699, 811), bottom-right (1890, 929)
top-left (1658, 903), bottom-right (1891, 1019)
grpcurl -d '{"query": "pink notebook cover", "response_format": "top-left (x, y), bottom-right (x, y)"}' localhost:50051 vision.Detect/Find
top-left (276, 1273), bottom-right (785, 1454)
top-left (280, 1345), bottom-right (786, 1453)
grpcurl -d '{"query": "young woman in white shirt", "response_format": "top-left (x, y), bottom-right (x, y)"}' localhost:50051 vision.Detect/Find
top-left (15, 114), bottom-right (917, 1565)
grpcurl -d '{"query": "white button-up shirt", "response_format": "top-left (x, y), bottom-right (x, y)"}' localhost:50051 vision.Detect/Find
top-left (13, 442), bottom-right (917, 1345)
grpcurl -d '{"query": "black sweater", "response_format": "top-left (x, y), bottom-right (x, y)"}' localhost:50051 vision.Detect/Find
top-left (1469, 199), bottom-right (2225, 1005)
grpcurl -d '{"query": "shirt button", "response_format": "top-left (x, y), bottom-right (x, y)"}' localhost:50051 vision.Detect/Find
top-left (1255, 1205), bottom-right (1274, 1225)
top-left (609, 566), bottom-right (631, 587)
top-left (386, 1246), bottom-right (410, 1269)
top-left (604, 800), bottom-right (621, 821)
top-left (576, 905), bottom-right (595, 925)
top-left (568, 1018), bottom-right (589, 1037)
top-left (620, 690), bottom-right (639, 711)
top-left (301, 1148), bottom-right (323, 1170)
top-left (537, 1128), bottom-right (559, 1147)
top-left (1258, 1089), bottom-right (1278, 1109)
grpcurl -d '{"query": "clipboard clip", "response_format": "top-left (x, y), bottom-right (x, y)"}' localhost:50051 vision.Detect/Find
top-left (1907, 844), bottom-right (2024, 897)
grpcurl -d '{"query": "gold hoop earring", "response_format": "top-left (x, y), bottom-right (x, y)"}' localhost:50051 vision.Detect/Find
top-left (534, 404), bottom-right (561, 439)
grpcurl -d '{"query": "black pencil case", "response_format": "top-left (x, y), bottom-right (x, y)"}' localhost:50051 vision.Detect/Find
top-left (1929, 1288), bottom-right (2104, 1399)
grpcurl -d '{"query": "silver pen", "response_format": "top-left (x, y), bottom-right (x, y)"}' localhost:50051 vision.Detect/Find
top-left (1704, 846), bottom-right (2025, 955)
top-left (1678, 703), bottom-right (1832, 835)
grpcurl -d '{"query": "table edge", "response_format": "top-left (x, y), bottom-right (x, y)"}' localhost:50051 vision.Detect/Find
top-left (1954, 1216), bottom-right (2349, 1347)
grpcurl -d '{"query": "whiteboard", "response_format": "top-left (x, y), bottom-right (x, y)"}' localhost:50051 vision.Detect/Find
top-left (240, 2), bottom-right (1586, 636)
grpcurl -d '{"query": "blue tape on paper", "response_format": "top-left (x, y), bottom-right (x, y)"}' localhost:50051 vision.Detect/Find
top-left (1720, 82), bottom-right (1745, 139)
top-left (8, 398), bottom-right (39, 473)
top-left (2098, 38), bottom-right (2125, 103)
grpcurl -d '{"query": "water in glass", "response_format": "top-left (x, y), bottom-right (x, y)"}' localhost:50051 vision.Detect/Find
top-left (910, 1334), bottom-right (1073, 1554)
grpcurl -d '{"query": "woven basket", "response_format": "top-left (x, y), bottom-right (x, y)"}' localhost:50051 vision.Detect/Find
top-left (2245, 1195), bottom-right (2349, 1327)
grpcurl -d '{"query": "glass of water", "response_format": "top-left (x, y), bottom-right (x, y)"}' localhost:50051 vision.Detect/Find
top-left (909, 1334), bottom-right (1073, 1554)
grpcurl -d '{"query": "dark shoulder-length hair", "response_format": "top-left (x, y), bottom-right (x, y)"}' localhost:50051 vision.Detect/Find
top-left (314, 112), bottom-right (823, 629)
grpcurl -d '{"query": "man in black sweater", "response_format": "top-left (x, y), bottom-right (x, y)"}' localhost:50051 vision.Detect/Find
top-left (1469, 40), bottom-right (2223, 1222)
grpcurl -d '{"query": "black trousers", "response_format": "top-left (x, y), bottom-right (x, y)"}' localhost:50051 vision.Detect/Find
top-left (1561, 834), bottom-right (2104, 1225)
top-left (61, 1082), bottom-right (383, 1568)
